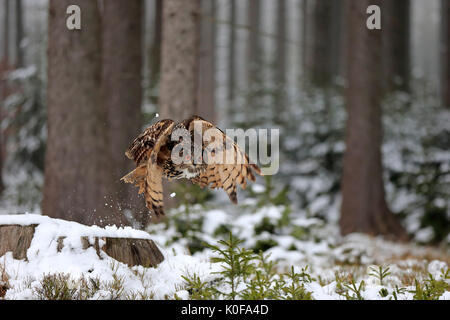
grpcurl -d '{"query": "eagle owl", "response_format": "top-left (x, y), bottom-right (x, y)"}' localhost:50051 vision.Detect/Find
top-left (121, 115), bottom-right (261, 217)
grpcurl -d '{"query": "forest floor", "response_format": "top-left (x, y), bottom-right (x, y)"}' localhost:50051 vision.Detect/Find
top-left (1, 196), bottom-right (449, 300)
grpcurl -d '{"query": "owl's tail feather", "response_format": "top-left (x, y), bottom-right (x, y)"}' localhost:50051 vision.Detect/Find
top-left (121, 162), bottom-right (165, 217)
top-left (145, 158), bottom-right (165, 217)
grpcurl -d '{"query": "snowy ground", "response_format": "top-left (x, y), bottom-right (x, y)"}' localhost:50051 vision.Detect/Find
top-left (1, 201), bottom-right (449, 300)
top-left (0, 214), bottom-right (218, 300)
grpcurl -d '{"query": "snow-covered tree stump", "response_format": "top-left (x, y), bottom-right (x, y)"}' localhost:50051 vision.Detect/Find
top-left (0, 215), bottom-right (164, 268)
top-left (0, 224), bottom-right (36, 260)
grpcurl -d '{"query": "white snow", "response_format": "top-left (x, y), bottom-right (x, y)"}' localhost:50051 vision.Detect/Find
top-left (414, 227), bottom-right (435, 243)
top-left (251, 184), bottom-right (266, 193)
top-left (0, 214), bottom-right (151, 239)
top-left (0, 208), bottom-right (449, 300)
top-left (0, 213), bottom-right (219, 300)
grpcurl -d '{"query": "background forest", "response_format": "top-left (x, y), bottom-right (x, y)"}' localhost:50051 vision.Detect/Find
top-left (0, 0), bottom-right (449, 300)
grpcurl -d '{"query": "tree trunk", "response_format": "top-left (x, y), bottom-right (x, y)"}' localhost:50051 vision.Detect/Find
top-left (382, 0), bottom-right (410, 93)
top-left (339, 0), bottom-right (348, 81)
top-left (148, 0), bottom-right (163, 104)
top-left (330, 0), bottom-right (343, 79)
top-left (159, 0), bottom-right (201, 121)
top-left (196, 0), bottom-right (216, 122)
top-left (3, 0), bottom-right (9, 60)
top-left (0, 0), bottom-right (10, 196)
top-left (303, 0), bottom-right (333, 87)
top-left (228, 0), bottom-right (236, 106)
top-left (340, 0), bottom-right (407, 240)
top-left (15, 0), bottom-right (24, 68)
top-left (442, 0), bottom-right (450, 108)
top-left (158, 0), bottom-right (202, 212)
top-left (275, 0), bottom-right (286, 88)
top-left (274, 0), bottom-right (286, 122)
top-left (247, 0), bottom-right (262, 90)
top-left (301, 0), bottom-right (309, 76)
top-left (0, 102), bottom-right (3, 195)
top-left (101, 0), bottom-right (147, 228)
top-left (0, 223), bottom-right (164, 267)
top-left (43, 0), bottom-right (122, 227)
top-left (0, 224), bottom-right (35, 260)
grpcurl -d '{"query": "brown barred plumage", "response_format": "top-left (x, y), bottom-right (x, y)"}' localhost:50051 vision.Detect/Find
top-left (121, 116), bottom-right (262, 217)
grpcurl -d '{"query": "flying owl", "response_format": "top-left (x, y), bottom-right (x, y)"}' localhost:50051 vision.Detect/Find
top-left (121, 115), bottom-right (262, 217)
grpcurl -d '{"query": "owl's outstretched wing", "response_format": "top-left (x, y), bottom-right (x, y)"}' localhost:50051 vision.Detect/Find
top-left (187, 116), bottom-right (262, 204)
top-left (122, 119), bottom-right (175, 217)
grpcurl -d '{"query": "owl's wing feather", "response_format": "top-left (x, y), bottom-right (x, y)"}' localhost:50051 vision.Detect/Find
top-left (122, 119), bottom-right (174, 217)
top-left (125, 119), bottom-right (175, 165)
top-left (188, 117), bottom-right (262, 204)
top-left (121, 163), bottom-right (147, 194)
top-left (143, 120), bottom-right (175, 217)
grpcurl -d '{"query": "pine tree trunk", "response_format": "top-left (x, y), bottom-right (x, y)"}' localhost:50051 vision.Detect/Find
top-left (301, 0), bottom-right (309, 77)
top-left (159, 0), bottom-right (201, 121)
top-left (148, 0), bottom-right (163, 103)
top-left (228, 0), bottom-right (236, 106)
top-left (247, 0), bottom-right (262, 90)
top-left (0, 92), bottom-right (3, 194)
top-left (15, 0), bottom-right (24, 68)
top-left (197, 0), bottom-right (216, 122)
top-left (3, 0), bottom-right (9, 61)
top-left (158, 0), bottom-right (202, 212)
top-left (303, 0), bottom-right (333, 87)
top-left (0, 108), bottom-right (3, 194)
top-left (101, 0), bottom-right (147, 228)
top-left (340, 0), bottom-right (407, 240)
top-left (442, 0), bottom-right (450, 108)
top-left (382, 0), bottom-right (410, 93)
top-left (330, 0), bottom-right (343, 79)
top-left (275, 0), bottom-right (286, 88)
top-left (0, 0), bottom-right (10, 196)
top-left (274, 0), bottom-right (286, 121)
top-left (43, 0), bottom-right (122, 227)
top-left (339, 0), bottom-right (348, 81)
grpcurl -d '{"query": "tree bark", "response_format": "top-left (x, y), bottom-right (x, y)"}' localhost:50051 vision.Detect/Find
top-left (3, 0), bottom-right (9, 60)
top-left (339, 0), bottom-right (348, 81)
top-left (247, 0), bottom-right (262, 89)
top-left (275, 0), bottom-right (286, 88)
top-left (101, 0), bottom-right (147, 228)
top-left (43, 0), bottom-right (121, 227)
top-left (303, 0), bottom-right (334, 87)
top-left (148, 0), bottom-right (163, 103)
top-left (228, 0), bottom-right (236, 106)
top-left (196, 0), bottom-right (216, 122)
top-left (301, 0), bottom-right (309, 76)
top-left (158, 0), bottom-right (202, 212)
top-left (159, 0), bottom-right (201, 121)
top-left (382, 0), bottom-right (410, 93)
top-left (0, 224), bottom-right (164, 267)
top-left (274, 0), bottom-right (287, 122)
top-left (330, 0), bottom-right (344, 79)
top-left (442, 0), bottom-right (450, 108)
top-left (15, 0), bottom-right (24, 68)
top-left (0, 224), bottom-right (36, 260)
top-left (0, 0), bottom-right (10, 196)
top-left (340, 0), bottom-right (407, 240)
